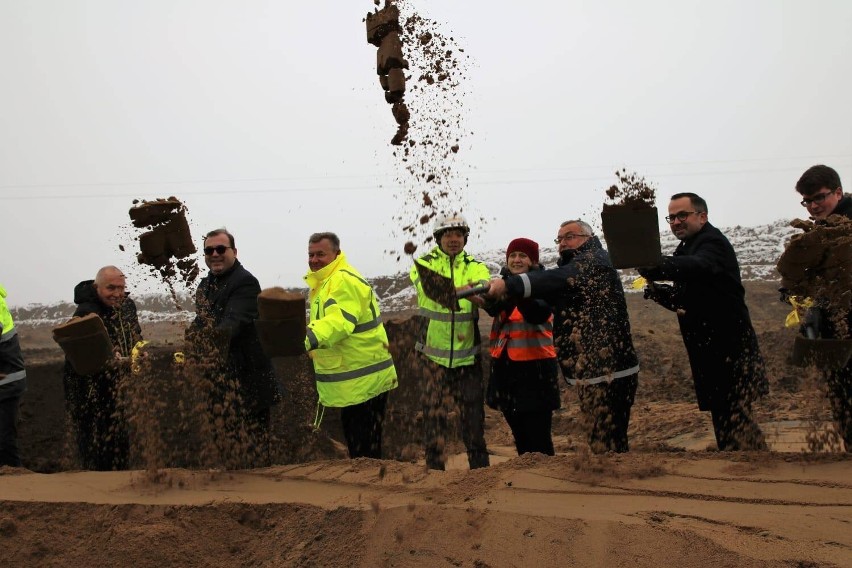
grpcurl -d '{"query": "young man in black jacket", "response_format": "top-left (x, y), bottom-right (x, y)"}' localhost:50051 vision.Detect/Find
top-left (488, 221), bottom-right (640, 453)
top-left (640, 193), bottom-right (768, 451)
top-left (63, 266), bottom-right (142, 470)
top-left (187, 228), bottom-right (279, 467)
top-left (794, 164), bottom-right (852, 451)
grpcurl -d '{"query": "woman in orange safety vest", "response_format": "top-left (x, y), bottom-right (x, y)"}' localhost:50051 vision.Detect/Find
top-left (485, 238), bottom-right (560, 456)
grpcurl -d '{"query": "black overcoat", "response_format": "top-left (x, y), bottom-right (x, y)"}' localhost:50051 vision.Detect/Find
top-left (190, 260), bottom-right (278, 412)
top-left (641, 223), bottom-right (767, 410)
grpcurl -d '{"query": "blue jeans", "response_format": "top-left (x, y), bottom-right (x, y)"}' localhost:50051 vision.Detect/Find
top-left (0, 377), bottom-right (27, 467)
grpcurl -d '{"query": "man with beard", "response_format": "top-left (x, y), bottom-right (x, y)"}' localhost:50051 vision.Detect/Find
top-left (792, 165), bottom-right (852, 451)
top-left (640, 193), bottom-right (768, 451)
top-left (188, 228), bottom-right (279, 467)
top-left (487, 220), bottom-right (639, 453)
top-left (63, 266), bottom-right (141, 470)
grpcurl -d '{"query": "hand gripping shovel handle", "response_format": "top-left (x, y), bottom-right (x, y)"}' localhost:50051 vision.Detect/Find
top-left (456, 283), bottom-right (491, 299)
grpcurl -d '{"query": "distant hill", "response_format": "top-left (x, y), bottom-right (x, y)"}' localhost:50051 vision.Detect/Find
top-left (13, 219), bottom-right (799, 325)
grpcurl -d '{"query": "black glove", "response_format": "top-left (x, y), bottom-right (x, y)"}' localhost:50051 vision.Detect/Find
top-left (643, 282), bottom-right (672, 301)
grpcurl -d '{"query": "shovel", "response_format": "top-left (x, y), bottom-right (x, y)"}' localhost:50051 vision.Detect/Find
top-left (415, 262), bottom-right (490, 311)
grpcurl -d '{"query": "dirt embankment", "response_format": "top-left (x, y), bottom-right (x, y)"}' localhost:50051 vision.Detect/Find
top-left (6, 281), bottom-right (851, 567)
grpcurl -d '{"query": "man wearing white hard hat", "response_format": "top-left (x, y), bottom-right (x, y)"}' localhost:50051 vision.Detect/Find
top-left (410, 214), bottom-right (491, 470)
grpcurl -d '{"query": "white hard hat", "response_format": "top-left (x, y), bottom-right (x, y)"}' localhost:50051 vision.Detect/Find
top-left (432, 214), bottom-right (470, 237)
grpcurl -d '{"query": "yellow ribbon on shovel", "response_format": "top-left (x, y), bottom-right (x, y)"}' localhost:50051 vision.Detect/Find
top-left (130, 340), bottom-right (150, 374)
top-left (632, 276), bottom-right (647, 290)
top-left (785, 296), bottom-right (814, 328)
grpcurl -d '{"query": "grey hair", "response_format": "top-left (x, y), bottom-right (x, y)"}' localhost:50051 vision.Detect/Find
top-left (309, 232), bottom-right (340, 251)
top-left (559, 219), bottom-right (594, 237)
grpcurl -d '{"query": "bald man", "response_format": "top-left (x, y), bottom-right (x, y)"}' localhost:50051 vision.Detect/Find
top-left (62, 266), bottom-right (142, 470)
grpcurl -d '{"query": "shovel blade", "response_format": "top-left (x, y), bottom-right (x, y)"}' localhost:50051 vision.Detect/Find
top-left (415, 262), bottom-right (460, 311)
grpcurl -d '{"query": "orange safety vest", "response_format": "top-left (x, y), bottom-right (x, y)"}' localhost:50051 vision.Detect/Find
top-left (489, 307), bottom-right (556, 361)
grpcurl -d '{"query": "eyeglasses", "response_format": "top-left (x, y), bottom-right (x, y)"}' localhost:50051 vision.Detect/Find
top-left (554, 233), bottom-right (590, 244)
top-left (664, 211), bottom-right (696, 224)
top-left (203, 245), bottom-right (232, 256)
top-left (800, 191), bottom-right (835, 207)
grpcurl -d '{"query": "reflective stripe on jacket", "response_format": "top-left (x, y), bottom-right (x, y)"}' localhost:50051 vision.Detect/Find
top-left (409, 247), bottom-right (491, 368)
top-left (489, 306), bottom-right (556, 361)
top-left (304, 252), bottom-right (397, 408)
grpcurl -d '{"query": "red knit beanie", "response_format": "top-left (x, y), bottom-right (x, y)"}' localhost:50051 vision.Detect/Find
top-left (506, 237), bottom-right (539, 265)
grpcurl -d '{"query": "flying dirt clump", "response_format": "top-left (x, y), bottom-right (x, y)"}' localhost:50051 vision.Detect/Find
top-left (603, 169), bottom-right (657, 210)
top-left (365, 2), bottom-right (409, 145)
top-left (365, 1), bottom-right (483, 260)
top-left (129, 197), bottom-right (200, 307)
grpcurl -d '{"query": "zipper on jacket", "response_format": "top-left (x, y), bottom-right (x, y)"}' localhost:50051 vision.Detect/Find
top-left (448, 258), bottom-right (455, 368)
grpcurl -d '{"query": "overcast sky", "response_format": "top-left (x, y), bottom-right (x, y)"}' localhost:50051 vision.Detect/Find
top-left (2, 0), bottom-right (851, 306)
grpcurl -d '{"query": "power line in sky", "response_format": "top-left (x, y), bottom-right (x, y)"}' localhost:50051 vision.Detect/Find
top-left (1, 155), bottom-right (849, 201)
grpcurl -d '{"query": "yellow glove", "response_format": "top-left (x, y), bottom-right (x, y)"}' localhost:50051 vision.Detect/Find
top-left (632, 276), bottom-right (647, 290)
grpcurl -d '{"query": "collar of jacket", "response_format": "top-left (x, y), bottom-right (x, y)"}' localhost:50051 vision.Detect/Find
top-left (303, 251), bottom-right (347, 294)
top-left (830, 194), bottom-right (852, 218)
top-left (676, 221), bottom-right (714, 250)
top-left (557, 236), bottom-right (602, 267)
top-left (0, 285), bottom-right (5, 301)
top-left (205, 259), bottom-right (243, 284)
top-left (424, 245), bottom-right (472, 266)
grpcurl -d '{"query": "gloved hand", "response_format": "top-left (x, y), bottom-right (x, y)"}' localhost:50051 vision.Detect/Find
top-left (643, 282), bottom-right (672, 301)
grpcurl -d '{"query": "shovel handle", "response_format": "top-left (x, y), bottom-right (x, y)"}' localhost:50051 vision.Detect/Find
top-left (457, 284), bottom-right (491, 299)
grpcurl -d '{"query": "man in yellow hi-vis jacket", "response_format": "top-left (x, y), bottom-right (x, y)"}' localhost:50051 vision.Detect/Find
top-left (410, 214), bottom-right (491, 470)
top-left (304, 232), bottom-right (398, 458)
top-left (0, 284), bottom-right (27, 467)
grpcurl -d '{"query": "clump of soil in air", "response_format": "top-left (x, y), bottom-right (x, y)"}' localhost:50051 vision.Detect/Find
top-left (365, 1), bottom-right (482, 259)
top-left (603, 169), bottom-right (657, 210)
top-left (129, 197), bottom-right (200, 308)
top-left (776, 214), bottom-right (852, 337)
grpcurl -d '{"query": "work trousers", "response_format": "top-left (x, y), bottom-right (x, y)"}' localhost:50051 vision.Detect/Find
top-left (68, 371), bottom-right (130, 471)
top-left (577, 373), bottom-right (638, 454)
top-left (0, 378), bottom-right (26, 467)
top-left (709, 391), bottom-right (767, 451)
top-left (503, 409), bottom-right (554, 456)
top-left (826, 362), bottom-right (852, 451)
top-left (340, 391), bottom-right (388, 459)
top-left (422, 358), bottom-right (489, 470)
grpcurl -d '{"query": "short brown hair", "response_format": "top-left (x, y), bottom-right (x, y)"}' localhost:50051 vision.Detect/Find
top-left (204, 228), bottom-right (235, 248)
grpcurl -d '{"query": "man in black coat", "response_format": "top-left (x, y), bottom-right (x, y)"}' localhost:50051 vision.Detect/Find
top-left (488, 220), bottom-right (640, 453)
top-left (640, 193), bottom-right (768, 451)
top-left (793, 164), bottom-right (852, 451)
top-left (63, 266), bottom-right (142, 470)
top-left (187, 228), bottom-right (278, 467)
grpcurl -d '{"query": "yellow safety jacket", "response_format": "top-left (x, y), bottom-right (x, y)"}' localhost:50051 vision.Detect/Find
top-left (0, 284), bottom-right (27, 386)
top-left (409, 247), bottom-right (491, 368)
top-left (304, 252), bottom-right (397, 408)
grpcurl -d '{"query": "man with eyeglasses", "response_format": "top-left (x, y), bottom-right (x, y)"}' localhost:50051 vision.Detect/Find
top-left (639, 193), bottom-right (768, 451)
top-left (487, 220), bottom-right (639, 453)
top-left (793, 164), bottom-right (852, 450)
top-left (188, 228), bottom-right (279, 467)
